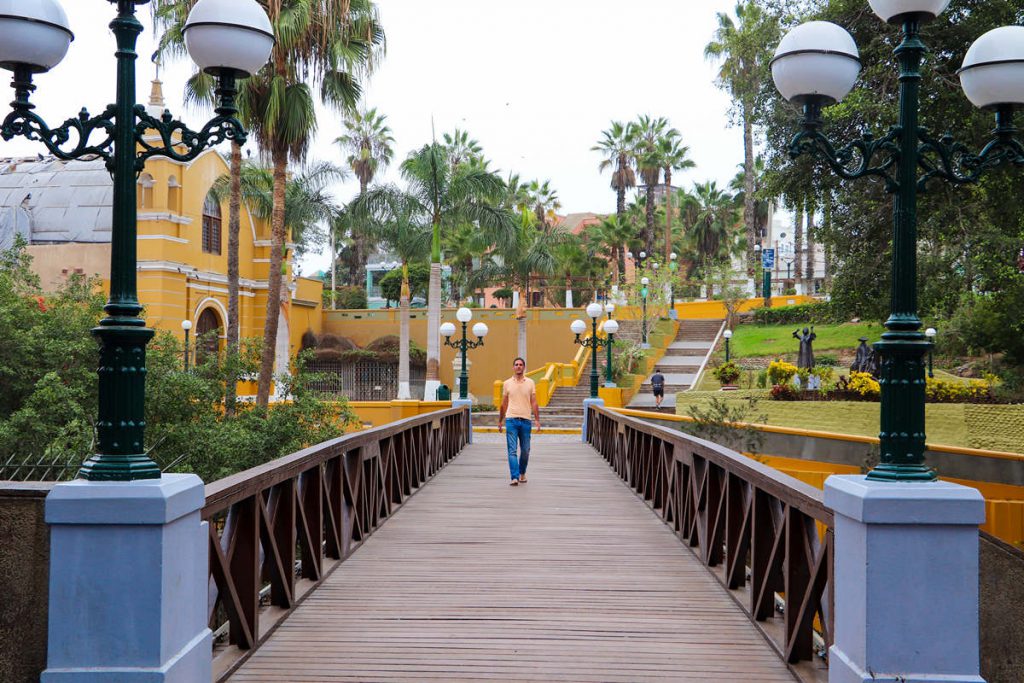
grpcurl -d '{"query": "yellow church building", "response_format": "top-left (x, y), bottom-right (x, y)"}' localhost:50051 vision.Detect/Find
top-left (0, 135), bottom-right (323, 391)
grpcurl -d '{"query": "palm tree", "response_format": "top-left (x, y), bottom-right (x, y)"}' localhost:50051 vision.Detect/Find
top-left (659, 134), bottom-right (695, 262)
top-left (631, 115), bottom-right (673, 259)
top-left (592, 121), bottom-right (637, 220)
top-left (729, 156), bottom-right (771, 245)
top-left (525, 179), bottom-right (561, 230)
top-left (336, 106), bottom-right (394, 292)
top-left (357, 143), bottom-right (514, 398)
top-left (586, 215), bottom-right (635, 285)
top-left (442, 128), bottom-right (483, 170)
top-left (241, 0), bottom-right (384, 406)
top-left (705, 1), bottom-right (779, 280)
top-left (352, 193), bottom-right (431, 399)
top-left (478, 211), bottom-right (564, 362)
top-left (689, 181), bottom-right (738, 296)
top-left (552, 235), bottom-right (597, 308)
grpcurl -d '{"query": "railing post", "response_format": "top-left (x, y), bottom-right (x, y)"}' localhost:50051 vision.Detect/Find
top-left (42, 475), bottom-right (211, 681)
top-left (824, 476), bottom-right (986, 683)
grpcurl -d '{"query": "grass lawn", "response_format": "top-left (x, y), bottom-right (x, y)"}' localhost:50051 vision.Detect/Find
top-left (675, 391), bottom-right (1024, 454)
top-left (729, 322), bottom-right (882, 358)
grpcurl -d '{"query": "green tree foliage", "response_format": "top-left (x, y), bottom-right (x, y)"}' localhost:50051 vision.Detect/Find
top-left (380, 262), bottom-right (430, 303)
top-left (762, 0), bottom-right (1024, 329)
top-left (0, 241), bottom-right (354, 482)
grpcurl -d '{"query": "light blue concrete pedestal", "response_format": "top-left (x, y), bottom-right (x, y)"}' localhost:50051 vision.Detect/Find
top-left (42, 474), bottom-right (212, 682)
top-left (581, 397), bottom-right (605, 443)
top-left (452, 398), bottom-right (473, 444)
top-left (824, 475), bottom-right (986, 683)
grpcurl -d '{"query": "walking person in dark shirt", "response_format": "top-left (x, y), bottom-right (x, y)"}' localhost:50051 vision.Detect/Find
top-left (651, 371), bottom-right (666, 408)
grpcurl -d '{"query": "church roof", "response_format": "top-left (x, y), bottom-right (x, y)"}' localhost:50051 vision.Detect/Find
top-left (0, 156), bottom-right (113, 249)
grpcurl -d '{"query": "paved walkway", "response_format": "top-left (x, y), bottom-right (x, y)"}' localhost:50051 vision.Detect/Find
top-left (227, 435), bottom-right (795, 682)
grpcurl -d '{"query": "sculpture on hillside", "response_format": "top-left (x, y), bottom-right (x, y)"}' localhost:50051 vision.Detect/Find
top-left (793, 326), bottom-right (816, 369)
top-left (851, 337), bottom-right (879, 377)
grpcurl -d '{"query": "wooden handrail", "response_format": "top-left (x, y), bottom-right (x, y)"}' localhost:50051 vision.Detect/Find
top-left (202, 406), bottom-right (469, 681)
top-left (587, 405), bottom-right (833, 677)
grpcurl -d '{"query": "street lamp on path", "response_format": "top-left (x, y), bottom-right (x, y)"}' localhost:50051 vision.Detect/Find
top-left (571, 302), bottom-right (612, 399)
top-left (181, 319), bottom-right (193, 372)
top-left (925, 327), bottom-right (936, 378)
top-left (0, 0), bottom-right (274, 481)
top-left (640, 276), bottom-right (650, 348)
top-left (772, 4), bottom-right (1024, 481)
top-left (723, 329), bottom-right (733, 363)
top-left (603, 319), bottom-right (619, 387)
top-left (441, 307), bottom-right (488, 400)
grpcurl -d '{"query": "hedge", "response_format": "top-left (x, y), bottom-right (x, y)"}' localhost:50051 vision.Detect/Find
top-left (753, 302), bottom-right (845, 326)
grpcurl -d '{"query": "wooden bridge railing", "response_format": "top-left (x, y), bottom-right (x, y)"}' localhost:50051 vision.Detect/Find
top-left (587, 406), bottom-right (833, 677)
top-left (201, 406), bottom-right (469, 680)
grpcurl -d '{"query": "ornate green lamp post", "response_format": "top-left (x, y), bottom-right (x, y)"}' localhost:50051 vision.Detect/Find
top-left (925, 327), bottom-right (936, 378)
top-left (603, 319), bottom-right (619, 387)
top-left (0, 0), bottom-right (274, 481)
top-left (181, 319), bottom-right (193, 372)
top-left (604, 303), bottom-right (616, 386)
top-left (571, 303), bottom-right (612, 399)
top-left (640, 276), bottom-right (650, 348)
top-left (772, 2), bottom-right (1024, 481)
top-left (441, 307), bottom-right (488, 400)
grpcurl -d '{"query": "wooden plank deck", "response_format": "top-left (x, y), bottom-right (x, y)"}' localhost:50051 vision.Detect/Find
top-left (227, 434), bottom-right (797, 682)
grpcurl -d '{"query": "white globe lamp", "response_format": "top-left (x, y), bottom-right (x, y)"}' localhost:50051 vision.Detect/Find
top-left (456, 307), bottom-right (473, 323)
top-left (472, 322), bottom-right (488, 338)
top-left (867, 0), bottom-right (950, 24)
top-left (771, 21), bottom-right (861, 105)
top-left (604, 319), bottom-right (620, 335)
top-left (183, 0), bottom-right (275, 78)
top-left (959, 26), bottom-right (1024, 109)
top-left (439, 322), bottom-right (456, 338)
top-left (0, 0), bottom-right (74, 73)
top-left (570, 319), bottom-right (587, 336)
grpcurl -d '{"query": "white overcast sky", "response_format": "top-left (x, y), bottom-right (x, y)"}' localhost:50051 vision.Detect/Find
top-left (4, 0), bottom-right (751, 273)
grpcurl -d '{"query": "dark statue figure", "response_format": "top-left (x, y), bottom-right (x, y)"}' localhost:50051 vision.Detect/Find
top-left (793, 326), bottom-right (816, 369)
top-left (851, 336), bottom-right (880, 377)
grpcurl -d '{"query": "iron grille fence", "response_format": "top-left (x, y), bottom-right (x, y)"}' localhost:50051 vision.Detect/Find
top-left (306, 360), bottom-right (425, 400)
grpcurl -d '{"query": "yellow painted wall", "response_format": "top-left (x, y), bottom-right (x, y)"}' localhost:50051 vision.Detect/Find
top-left (322, 308), bottom-right (585, 401)
top-left (347, 400), bottom-right (454, 429)
top-left (25, 149), bottom-right (323, 386)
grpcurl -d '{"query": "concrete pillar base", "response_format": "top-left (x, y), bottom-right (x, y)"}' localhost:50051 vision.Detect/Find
top-left (423, 379), bottom-right (442, 401)
top-left (452, 398), bottom-right (473, 444)
top-left (581, 397), bottom-right (605, 443)
top-left (824, 476), bottom-right (986, 683)
top-left (42, 474), bottom-right (211, 683)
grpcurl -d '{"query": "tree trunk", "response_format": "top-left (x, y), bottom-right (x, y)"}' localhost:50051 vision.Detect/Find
top-left (616, 156), bottom-right (627, 219)
top-left (823, 195), bottom-right (833, 291)
top-left (425, 260), bottom-right (441, 396)
top-left (397, 263), bottom-right (412, 400)
top-left (330, 227), bottom-right (337, 310)
top-left (664, 168), bottom-right (673, 262)
top-left (743, 110), bottom-right (756, 277)
top-left (645, 184), bottom-right (656, 259)
top-left (516, 282), bottom-right (527, 364)
top-left (256, 148), bottom-right (288, 408)
top-left (794, 204), bottom-right (804, 291)
top-left (617, 244), bottom-right (626, 286)
top-left (353, 178), bottom-right (369, 287)
top-left (805, 210), bottom-right (816, 292)
top-left (225, 141), bottom-right (242, 415)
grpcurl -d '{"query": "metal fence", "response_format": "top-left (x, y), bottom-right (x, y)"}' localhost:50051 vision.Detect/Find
top-left (306, 360), bottom-right (426, 401)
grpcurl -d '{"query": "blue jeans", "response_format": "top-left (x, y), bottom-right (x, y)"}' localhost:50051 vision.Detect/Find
top-left (505, 418), bottom-right (532, 480)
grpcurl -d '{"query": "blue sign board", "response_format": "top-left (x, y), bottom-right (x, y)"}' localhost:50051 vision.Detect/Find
top-left (761, 248), bottom-right (775, 270)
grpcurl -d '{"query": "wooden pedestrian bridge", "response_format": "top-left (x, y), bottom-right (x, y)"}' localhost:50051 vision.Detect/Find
top-left (201, 405), bottom-right (833, 683)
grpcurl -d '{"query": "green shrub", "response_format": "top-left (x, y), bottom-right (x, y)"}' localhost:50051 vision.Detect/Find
top-left (334, 285), bottom-right (368, 310)
top-left (816, 354), bottom-right (839, 366)
top-left (713, 361), bottom-right (741, 385)
top-left (753, 302), bottom-right (844, 326)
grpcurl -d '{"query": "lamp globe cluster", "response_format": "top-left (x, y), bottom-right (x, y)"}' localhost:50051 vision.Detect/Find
top-left (772, 2), bottom-right (1024, 114)
top-left (0, 0), bottom-right (273, 79)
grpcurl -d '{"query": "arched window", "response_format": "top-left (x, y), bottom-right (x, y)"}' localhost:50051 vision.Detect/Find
top-left (202, 192), bottom-right (222, 255)
top-left (195, 307), bottom-right (222, 363)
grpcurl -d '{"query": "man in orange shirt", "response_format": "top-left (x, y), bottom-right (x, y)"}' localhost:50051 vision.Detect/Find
top-left (498, 357), bottom-right (541, 486)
